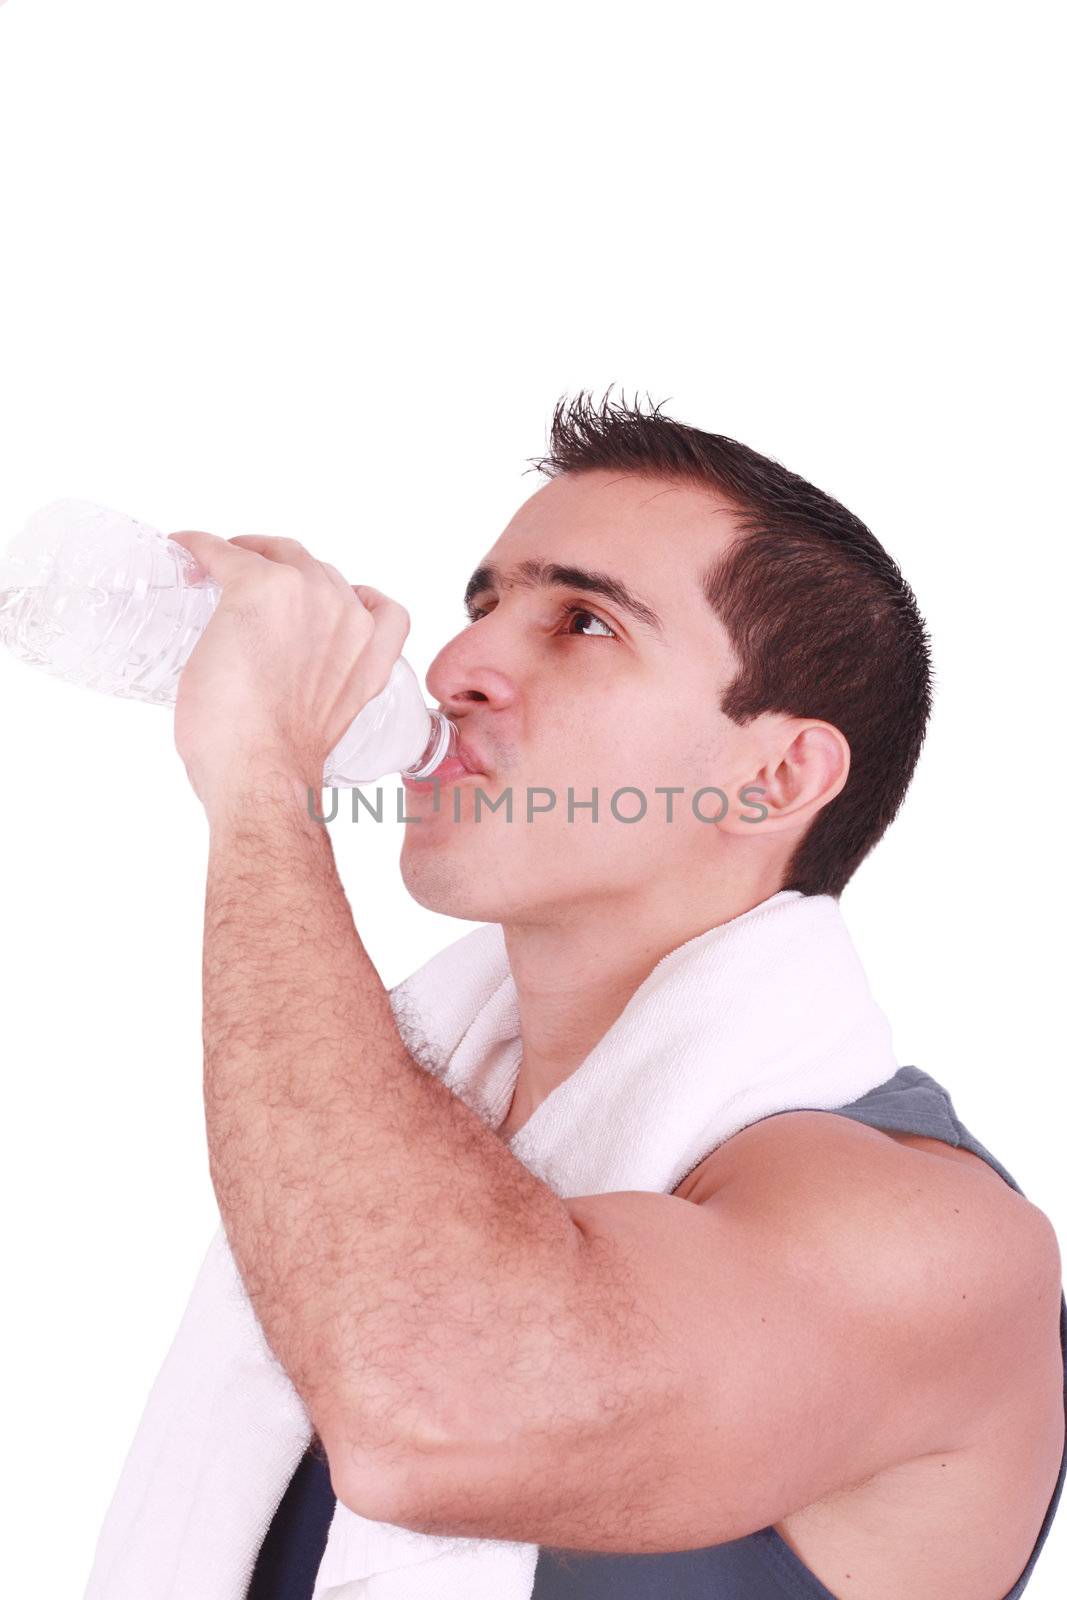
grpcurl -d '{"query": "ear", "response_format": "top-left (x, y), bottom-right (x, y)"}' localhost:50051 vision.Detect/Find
top-left (718, 719), bottom-right (850, 838)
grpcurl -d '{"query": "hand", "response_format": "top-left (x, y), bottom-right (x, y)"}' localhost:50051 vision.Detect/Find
top-left (168, 530), bottom-right (410, 817)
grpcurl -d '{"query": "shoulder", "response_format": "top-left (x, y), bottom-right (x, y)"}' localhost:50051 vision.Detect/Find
top-left (680, 1108), bottom-right (1062, 1415)
top-left (681, 1099), bottom-right (1053, 1237)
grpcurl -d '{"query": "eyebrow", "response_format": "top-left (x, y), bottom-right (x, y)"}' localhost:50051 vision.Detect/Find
top-left (463, 559), bottom-right (664, 636)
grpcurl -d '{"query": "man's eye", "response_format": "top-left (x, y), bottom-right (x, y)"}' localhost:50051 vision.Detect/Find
top-left (462, 601), bottom-right (618, 639)
top-left (559, 604), bottom-right (617, 639)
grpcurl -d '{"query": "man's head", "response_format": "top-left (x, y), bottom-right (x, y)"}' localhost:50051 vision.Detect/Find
top-left (399, 391), bottom-right (932, 927)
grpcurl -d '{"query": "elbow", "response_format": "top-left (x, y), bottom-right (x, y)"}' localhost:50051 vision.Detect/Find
top-left (317, 1408), bottom-right (456, 1531)
top-left (320, 1426), bottom-right (423, 1528)
top-left (316, 1353), bottom-right (557, 1530)
top-left (336, 1467), bottom-right (418, 1530)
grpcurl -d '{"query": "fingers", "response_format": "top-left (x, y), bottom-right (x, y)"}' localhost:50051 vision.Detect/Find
top-left (351, 584), bottom-right (410, 637)
top-left (319, 560), bottom-right (352, 592)
top-left (166, 536), bottom-right (408, 683)
top-left (168, 529), bottom-right (268, 584)
top-left (174, 532), bottom-right (355, 592)
top-left (226, 533), bottom-right (325, 579)
top-left (350, 589), bottom-right (412, 699)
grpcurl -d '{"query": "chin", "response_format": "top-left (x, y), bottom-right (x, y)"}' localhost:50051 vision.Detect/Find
top-left (398, 848), bottom-right (504, 923)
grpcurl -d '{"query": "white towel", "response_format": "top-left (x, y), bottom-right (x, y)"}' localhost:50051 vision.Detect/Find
top-left (84, 887), bottom-right (900, 1599)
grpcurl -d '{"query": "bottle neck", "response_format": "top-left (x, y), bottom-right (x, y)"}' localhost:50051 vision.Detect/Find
top-left (403, 709), bottom-right (459, 779)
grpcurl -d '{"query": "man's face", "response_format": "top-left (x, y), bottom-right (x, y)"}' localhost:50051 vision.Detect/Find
top-left (400, 469), bottom-right (769, 924)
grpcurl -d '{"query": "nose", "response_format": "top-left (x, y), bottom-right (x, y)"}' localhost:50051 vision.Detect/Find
top-left (425, 626), bottom-right (519, 717)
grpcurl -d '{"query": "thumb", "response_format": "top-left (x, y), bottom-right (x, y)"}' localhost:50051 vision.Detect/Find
top-left (350, 585), bottom-right (411, 700)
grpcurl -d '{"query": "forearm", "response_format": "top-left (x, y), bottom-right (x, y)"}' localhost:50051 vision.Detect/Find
top-left (200, 773), bottom-right (589, 1475)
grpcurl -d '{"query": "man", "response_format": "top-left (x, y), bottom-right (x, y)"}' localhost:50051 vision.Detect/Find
top-left (158, 393), bottom-right (1063, 1599)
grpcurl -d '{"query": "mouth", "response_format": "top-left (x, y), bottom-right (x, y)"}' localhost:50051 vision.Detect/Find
top-left (402, 738), bottom-right (489, 792)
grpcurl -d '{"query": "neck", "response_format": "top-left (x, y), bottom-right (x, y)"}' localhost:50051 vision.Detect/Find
top-left (499, 872), bottom-right (783, 1130)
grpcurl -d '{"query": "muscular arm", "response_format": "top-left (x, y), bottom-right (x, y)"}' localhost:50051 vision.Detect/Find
top-left (200, 775), bottom-right (592, 1510)
top-left (201, 778), bottom-right (1060, 1551)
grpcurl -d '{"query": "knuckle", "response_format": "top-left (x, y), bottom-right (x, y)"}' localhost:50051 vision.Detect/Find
top-left (270, 561), bottom-right (303, 590)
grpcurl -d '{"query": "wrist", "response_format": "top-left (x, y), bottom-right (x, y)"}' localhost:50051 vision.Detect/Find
top-left (202, 761), bottom-right (321, 839)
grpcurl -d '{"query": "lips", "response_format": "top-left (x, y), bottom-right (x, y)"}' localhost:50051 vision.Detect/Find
top-left (401, 734), bottom-right (489, 791)
top-left (454, 737), bottom-right (488, 778)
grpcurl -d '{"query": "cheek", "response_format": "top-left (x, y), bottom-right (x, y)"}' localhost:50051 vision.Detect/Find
top-left (607, 715), bottom-right (725, 792)
top-left (538, 676), bottom-right (647, 756)
top-left (533, 730), bottom-right (631, 792)
top-left (522, 670), bottom-right (731, 793)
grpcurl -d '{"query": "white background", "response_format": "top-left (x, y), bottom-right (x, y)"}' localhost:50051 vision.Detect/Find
top-left (1, 1), bottom-right (1063, 1593)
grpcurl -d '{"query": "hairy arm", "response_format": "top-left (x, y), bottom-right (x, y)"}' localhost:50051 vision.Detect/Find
top-left (200, 775), bottom-right (593, 1515)
top-left (201, 782), bottom-right (1062, 1547)
top-left (370, 1114), bottom-right (1062, 1552)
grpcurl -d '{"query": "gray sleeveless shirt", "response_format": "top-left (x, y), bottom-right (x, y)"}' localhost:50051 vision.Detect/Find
top-left (531, 1066), bottom-right (1067, 1599)
top-left (245, 1065), bottom-right (1067, 1600)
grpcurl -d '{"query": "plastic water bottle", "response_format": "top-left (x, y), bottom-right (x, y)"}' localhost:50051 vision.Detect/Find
top-left (0, 499), bottom-right (459, 785)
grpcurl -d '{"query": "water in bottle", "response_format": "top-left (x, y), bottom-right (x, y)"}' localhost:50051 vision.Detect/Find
top-left (0, 499), bottom-right (458, 786)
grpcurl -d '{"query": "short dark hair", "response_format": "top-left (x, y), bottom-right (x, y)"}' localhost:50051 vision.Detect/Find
top-left (527, 388), bottom-right (934, 899)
